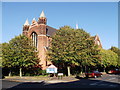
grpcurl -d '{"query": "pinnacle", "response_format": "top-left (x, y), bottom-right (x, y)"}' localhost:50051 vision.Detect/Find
top-left (32, 18), bottom-right (36, 21)
top-left (40, 10), bottom-right (46, 18)
top-left (24, 19), bottom-right (29, 26)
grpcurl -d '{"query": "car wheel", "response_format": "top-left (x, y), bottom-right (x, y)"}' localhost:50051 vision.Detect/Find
top-left (100, 75), bottom-right (102, 77)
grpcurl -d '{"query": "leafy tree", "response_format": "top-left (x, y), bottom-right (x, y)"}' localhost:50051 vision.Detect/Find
top-left (0, 44), bottom-right (2, 78)
top-left (109, 46), bottom-right (120, 67)
top-left (2, 35), bottom-right (39, 77)
top-left (48, 26), bottom-right (100, 75)
top-left (0, 44), bottom-right (2, 67)
top-left (2, 43), bottom-right (14, 76)
top-left (99, 49), bottom-right (118, 72)
top-left (109, 46), bottom-right (120, 55)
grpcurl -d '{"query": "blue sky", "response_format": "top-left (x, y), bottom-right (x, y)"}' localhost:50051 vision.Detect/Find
top-left (2, 2), bottom-right (118, 49)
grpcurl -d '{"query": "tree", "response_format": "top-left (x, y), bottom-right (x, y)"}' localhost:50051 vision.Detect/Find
top-left (2, 43), bottom-right (14, 76)
top-left (0, 44), bottom-right (2, 67)
top-left (99, 49), bottom-right (118, 72)
top-left (109, 46), bottom-right (120, 55)
top-left (48, 26), bottom-right (100, 75)
top-left (109, 46), bottom-right (120, 67)
top-left (2, 35), bottom-right (39, 77)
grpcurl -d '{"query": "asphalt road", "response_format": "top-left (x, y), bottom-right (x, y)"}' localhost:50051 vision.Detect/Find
top-left (1, 74), bottom-right (120, 89)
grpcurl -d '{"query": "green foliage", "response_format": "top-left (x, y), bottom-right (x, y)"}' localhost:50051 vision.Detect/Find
top-left (8, 35), bottom-right (39, 68)
top-left (99, 49), bottom-right (118, 68)
top-left (0, 44), bottom-right (2, 67)
top-left (2, 35), bottom-right (40, 76)
top-left (109, 46), bottom-right (120, 67)
top-left (48, 26), bottom-right (100, 72)
top-left (2, 43), bottom-right (14, 68)
top-left (109, 46), bottom-right (120, 55)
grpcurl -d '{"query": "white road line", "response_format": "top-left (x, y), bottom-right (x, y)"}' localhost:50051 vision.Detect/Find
top-left (98, 84), bottom-right (108, 86)
top-left (90, 81), bottom-right (103, 85)
top-left (109, 84), bottom-right (118, 87)
top-left (107, 77), bottom-right (116, 81)
top-left (90, 77), bottom-right (118, 86)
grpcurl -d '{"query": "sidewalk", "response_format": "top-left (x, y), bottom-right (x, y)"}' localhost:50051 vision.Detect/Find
top-left (3, 72), bottom-right (107, 83)
top-left (3, 76), bottom-right (80, 83)
top-left (45, 76), bottom-right (80, 83)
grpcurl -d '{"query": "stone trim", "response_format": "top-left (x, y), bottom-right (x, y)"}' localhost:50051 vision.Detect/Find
top-left (38, 35), bottom-right (46, 36)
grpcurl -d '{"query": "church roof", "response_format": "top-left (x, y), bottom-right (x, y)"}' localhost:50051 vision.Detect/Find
top-left (46, 26), bottom-right (57, 36)
top-left (40, 11), bottom-right (46, 18)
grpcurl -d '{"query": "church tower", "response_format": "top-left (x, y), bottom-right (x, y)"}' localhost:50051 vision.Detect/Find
top-left (38, 11), bottom-right (47, 35)
top-left (22, 11), bottom-right (55, 70)
top-left (38, 11), bottom-right (47, 25)
top-left (37, 11), bottom-right (48, 69)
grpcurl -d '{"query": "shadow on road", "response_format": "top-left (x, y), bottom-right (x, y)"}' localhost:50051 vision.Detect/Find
top-left (3, 77), bottom-right (120, 90)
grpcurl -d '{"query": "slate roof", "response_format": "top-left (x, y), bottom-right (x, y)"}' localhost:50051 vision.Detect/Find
top-left (46, 25), bottom-right (57, 36)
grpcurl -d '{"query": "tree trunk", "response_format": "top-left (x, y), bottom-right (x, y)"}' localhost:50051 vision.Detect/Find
top-left (20, 68), bottom-right (22, 77)
top-left (85, 66), bottom-right (87, 72)
top-left (67, 66), bottom-right (70, 76)
top-left (103, 67), bottom-right (106, 72)
top-left (9, 70), bottom-right (11, 77)
top-left (80, 66), bottom-right (83, 74)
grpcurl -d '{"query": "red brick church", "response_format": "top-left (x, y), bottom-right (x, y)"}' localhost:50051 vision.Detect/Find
top-left (22, 11), bottom-right (102, 70)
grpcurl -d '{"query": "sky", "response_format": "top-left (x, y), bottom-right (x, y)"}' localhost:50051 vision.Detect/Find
top-left (2, 2), bottom-right (118, 49)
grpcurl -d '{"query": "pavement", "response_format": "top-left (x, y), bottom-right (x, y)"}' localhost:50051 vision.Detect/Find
top-left (2, 73), bottom-right (120, 89)
top-left (2, 72), bottom-right (107, 83)
top-left (3, 75), bottom-right (80, 83)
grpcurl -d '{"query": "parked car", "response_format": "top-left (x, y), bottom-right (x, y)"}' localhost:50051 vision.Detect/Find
top-left (85, 71), bottom-right (102, 78)
top-left (108, 69), bottom-right (120, 74)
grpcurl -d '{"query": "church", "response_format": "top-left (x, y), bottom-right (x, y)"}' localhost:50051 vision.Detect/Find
top-left (22, 11), bottom-right (102, 70)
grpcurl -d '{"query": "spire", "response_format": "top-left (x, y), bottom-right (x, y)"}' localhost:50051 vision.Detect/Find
top-left (40, 10), bottom-right (46, 18)
top-left (32, 18), bottom-right (36, 21)
top-left (76, 23), bottom-right (79, 29)
top-left (24, 19), bottom-right (29, 26)
top-left (30, 18), bottom-right (38, 28)
top-left (32, 18), bottom-right (36, 23)
top-left (95, 34), bottom-right (99, 39)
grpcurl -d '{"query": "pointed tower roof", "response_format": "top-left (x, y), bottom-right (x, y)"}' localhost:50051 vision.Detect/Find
top-left (32, 18), bottom-right (36, 23)
top-left (24, 19), bottom-right (29, 26)
top-left (30, 17), bottom-right (38, 27)
top-left (95, 34), bottom-right (99, 40)
top-left (40, 11), bottom-right (46, 18)
top-left (32, 18), bottom-right (36, 21)
top-left (76, 23), bottom-right (79, 29)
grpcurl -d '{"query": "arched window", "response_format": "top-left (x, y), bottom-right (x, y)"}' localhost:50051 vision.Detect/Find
top-left (31, 32), bottom-right (37, 48)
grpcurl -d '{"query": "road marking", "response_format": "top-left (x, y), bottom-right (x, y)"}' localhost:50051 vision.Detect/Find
top-left (107, 78), bottom-right (116, 81)
top-left (109, 84), bottom-right (118, 87)
top-left (90, 81), bottom-right (103, 85)
top-left (98, 84), bottom-right (108, 86)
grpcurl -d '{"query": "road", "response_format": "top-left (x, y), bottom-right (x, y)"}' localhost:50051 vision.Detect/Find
top-left (1, 74), bottom-right (120, 89)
